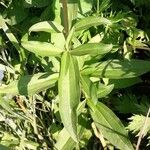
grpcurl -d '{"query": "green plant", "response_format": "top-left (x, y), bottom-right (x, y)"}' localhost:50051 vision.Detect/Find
top-left (0, 0), bottom-right (150, 149)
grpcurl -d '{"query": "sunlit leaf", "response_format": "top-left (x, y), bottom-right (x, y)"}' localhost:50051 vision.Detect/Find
top-left (0, 73), bottom-right (58, 96)
top-left (58, 52), bottom-right (80, 142)
top-left (81, 59), bottom-right (150, 79)
top-left (70, 43), bottom-right (112, 56)
top-left (29, 21), bottom-right (64, 33)
top-left (88, 99), bottom-right (134, 150)
top-left (97, 83), bottom-right (114, 98)
top-left (74, 16), bottom-right (112, 31)
top-left (22, 41), bottom-right (64, 57)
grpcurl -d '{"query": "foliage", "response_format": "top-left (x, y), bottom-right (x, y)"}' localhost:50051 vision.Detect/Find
top-left (0, 0), bottom-right (150, 149)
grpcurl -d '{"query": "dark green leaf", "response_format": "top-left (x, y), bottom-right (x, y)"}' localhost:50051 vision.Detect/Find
top-left (109, 78), bottom-right (142, 89)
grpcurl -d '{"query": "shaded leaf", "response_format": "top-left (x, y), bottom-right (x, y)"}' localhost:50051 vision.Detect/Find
top-left (70, 43), bottom-right (112, 56)
top-left (0, 73), bottom-right (58, 96)
top-left (22, 41), bottom-right (64, 57)
top-left (81, 59), bottom-right (150, 79)
top-left (58, 52), bottom-right (80, 142)
top-left (109, 77), bottom-right (142, 89)
top-left (88, 99), bottom-right (134, 150)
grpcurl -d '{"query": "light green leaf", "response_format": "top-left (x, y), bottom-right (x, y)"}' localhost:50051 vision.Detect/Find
top-left (0, 73), bottom-right (58, 96)
top-left (70, 43), bottom-right (112, 56)
top-left (97, 84), bottom-right (114, 98)
top-left (55, 128), bottom-right (76, 150)
top-left (80, 75), bottom-right (97, 104)
top-left (81, 59), bottom-right (150, 79)
top-left (55, 101), bottom-right (90, 150)
top-left (29, 21), bottom-right (64, 33)
top-left (79, 0), bottom-right (93, 14)
top-left (58, 52), bottom-right (80, 142)
top-left (22, 41), bottom-right (64, 57)
top-left (88, 100), bottom-right (134, 150)
top-left (74, 16), bottom-right (112, 31)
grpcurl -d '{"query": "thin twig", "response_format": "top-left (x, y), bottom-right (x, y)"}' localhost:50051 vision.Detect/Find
top-left (136, 106), bottom-right (150, 150)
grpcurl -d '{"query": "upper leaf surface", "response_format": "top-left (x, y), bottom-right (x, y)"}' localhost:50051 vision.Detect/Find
top-left (88, 100), bottom-right (134, 150)
top-left (22, 41), bottom-right (64, 57)
top-left (81, 59), bottom-right (150, 79)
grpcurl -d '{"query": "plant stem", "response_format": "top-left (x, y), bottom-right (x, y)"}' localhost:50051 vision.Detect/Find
top-left (97, 0), bottom-right (100, 14)
top-left (60, 0), bottom-right (69, 38)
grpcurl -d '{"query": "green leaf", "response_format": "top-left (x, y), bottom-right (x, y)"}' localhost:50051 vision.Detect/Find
top-left (80, 75), bottom-right (97, 104)
top-left (97, 84), bottom-right (114, 98)
top-left (70, 43), bottom-right (112, 56)
top-left (6, 1), bottom-right (28, 25)
top-left (0, 73), bottom-right (58, 96)
top-left (58, 52), bottom-right (80, 142)
top-left (29, 21), bottom-right (64, 33)
top-left (81, 59), bottom-right (150, 79)
top-left (79, 0), bottom-right (93, 14)
top-left (74, 16), bottom-right (112, 31)
top-left (22, 41), bottom-right (64, 57)
top-left (55, 128), bottom-right (76, 150)
top-left (55, 101), bottom-right (91, 150)
top-left (109, 78), bottom-right (142, 89)
top-left (88, 100), bottom-right (134, 150)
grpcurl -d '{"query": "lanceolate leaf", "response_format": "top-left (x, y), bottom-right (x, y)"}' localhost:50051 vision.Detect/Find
top-left (88, 99), bottom-right (134, 150)
top-left (0, 73), bottom-right (58, 96)
top-left (109, 78), bottom-right (142, 89)
top-left (70, 43), bottom-right (112, 56)
top-left (97, 84), bottom-right (114, 98)
top-left (22, 41), bottom-right (64, 57)
top-left (74, 16), bottom-right (112, 31)
top-left (81, 59), bottom-right (150, 79)
top-left (29, 21), bottom-right (64, 33)
top-left (58, 52), bottom-right (80, 142)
